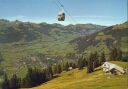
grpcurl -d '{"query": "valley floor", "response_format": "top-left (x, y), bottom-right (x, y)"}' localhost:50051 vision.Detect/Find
top-left (21, 61), bottom-right (128, 89)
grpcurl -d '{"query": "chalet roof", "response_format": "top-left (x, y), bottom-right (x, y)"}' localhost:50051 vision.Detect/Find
top-left (102, 62), bottom-right (125, 74)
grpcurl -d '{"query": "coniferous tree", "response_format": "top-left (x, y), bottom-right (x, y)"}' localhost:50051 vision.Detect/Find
top-left (22, 67), bottom-right (49, 87)
top-left (2, 74), bottom-right (21, 89)
top-left (77, 54), bottom-right (87, 70)
top-left (78, 58), bottom-right (85, 70)
top-left (110, 47), bottom-right (122, 61)
top-left (9, 74), bottom-right (21, 89)
top-left (110, 47), bottom-right (118, 61)
top-left (100, 52), bottom-right (106, 65)
top-left (117, 48), bottom-right (122, 61)
top-left (0, 51), bottom-right (3, 64)
top-left (72, 62), bottom-right (77, 69)
top-left (47, 66), bottom-right (53, 79)
top-left (69, 62), bottom-right (77, 69)
top-left (87, 55), bottom-right (94, 73)
top-left (1, 74), bottom-right (10, 89)
top-left (53, 64), bottom-right (58, 74)
top-left (93, 52), bottom-right (99, 68)
top-left (57, 64), bottom-right (62, 73)
top-left (63, 62), bottom-right (69, 71)
top-left (87, 52), bottom-right (99, 73)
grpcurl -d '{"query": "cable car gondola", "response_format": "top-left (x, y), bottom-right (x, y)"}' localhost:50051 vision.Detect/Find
top-left (57, 11), bottom-right (65, 21)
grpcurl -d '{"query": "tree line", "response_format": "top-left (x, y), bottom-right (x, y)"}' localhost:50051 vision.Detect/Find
top-left (1, 61), bottom-right (77, 89)
top-left (1, 47), bottom-right (123, 89)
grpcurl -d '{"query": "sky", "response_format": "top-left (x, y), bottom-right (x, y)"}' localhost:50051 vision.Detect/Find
top-left (0, 0), bottom-right (127, 26)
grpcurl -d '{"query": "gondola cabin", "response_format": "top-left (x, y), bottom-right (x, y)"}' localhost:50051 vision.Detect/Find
top-left (57, 12), bottom-right (65, 21)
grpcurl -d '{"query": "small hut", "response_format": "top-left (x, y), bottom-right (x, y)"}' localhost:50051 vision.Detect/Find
top-left (102, 62), bottom-right (125, 74)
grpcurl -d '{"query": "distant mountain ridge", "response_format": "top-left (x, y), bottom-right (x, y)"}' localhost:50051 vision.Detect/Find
top-left (70, 21), bottom-right (128, 53)
top-left (0, 19), bottom-right (105, 43)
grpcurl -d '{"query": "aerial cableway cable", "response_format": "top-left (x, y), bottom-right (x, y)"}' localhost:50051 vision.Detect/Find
top-left (52, 0), bottom-right (62, 11)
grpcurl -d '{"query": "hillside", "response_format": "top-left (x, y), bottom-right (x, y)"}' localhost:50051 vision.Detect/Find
top-left (0, 19), bottom-right (105, 43)
top-left (0, 19), bottom-right (105, 77)
top-left (21, 61), bottom-right (128, 89)
top-left (0, 20), bottom-right (127, 89)
top-left (70, 22), bottom-right (128, 54)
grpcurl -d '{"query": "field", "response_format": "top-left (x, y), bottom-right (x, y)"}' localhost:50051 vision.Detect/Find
top-left (0, 40), bottom-right (76, 78)
top-left (21, 61), bottom-right (128, 89)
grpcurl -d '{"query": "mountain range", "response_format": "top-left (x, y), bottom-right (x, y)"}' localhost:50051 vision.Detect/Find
top-left (0, 19), bottom-right (106, 78)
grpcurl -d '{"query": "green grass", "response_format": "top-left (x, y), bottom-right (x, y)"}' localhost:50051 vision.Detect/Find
top-left (21, 61), bottom-right (128, 89)
top-left (0, 39), bottom-right (76, 77)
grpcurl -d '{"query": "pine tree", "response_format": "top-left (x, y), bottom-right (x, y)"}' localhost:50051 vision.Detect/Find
top-left (78, 58), bottom-right (85, 70)
top-left (0, 51), bottom-right (3, 64)
top-left (1, 73), bottom-right (21, 89)
top-left (100, 52), bottom-right (106, 64)
top-left (1, 74), bottom-right (10, 89)
top-left (72, 62), bottom-right (77, 69)
top-left (87, 53), bottom-right (94, 73)
top-left (52, 64), bottom-right (58, 74)
top-left (64, 62), bottom-right (69, 71)
top-left (47, 66), bottom-right (53, 79)
top-left (87, 52), bottom-right (99, 73)
top-left (23, 67), bottom-right (49, 87)
top-left (92, 52), bottom-right (99, 68)
top-left (57, 64), bottom-right (62, 73)
top-left (109, 47), bottom-right (122, 61)
top-left (9, 74), bottom-right (21, 89)
top-left (117, 48), bottom-right (122, 61)
top-left (69, 62), bottom-right (77, 69)
top-left (110, 47), bottom-right (118, 61)
top-left (77, 54), bottom-right (83, 70)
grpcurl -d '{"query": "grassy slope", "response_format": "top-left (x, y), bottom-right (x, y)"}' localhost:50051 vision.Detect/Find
top-left (21, 61), bottom-right (128, 89)
top-left (70, 22), bottom-right (128, 53)
top-left (0, 40), bottom-right (76, 78)
top-left (1, 21), bottom-right (96, 77)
